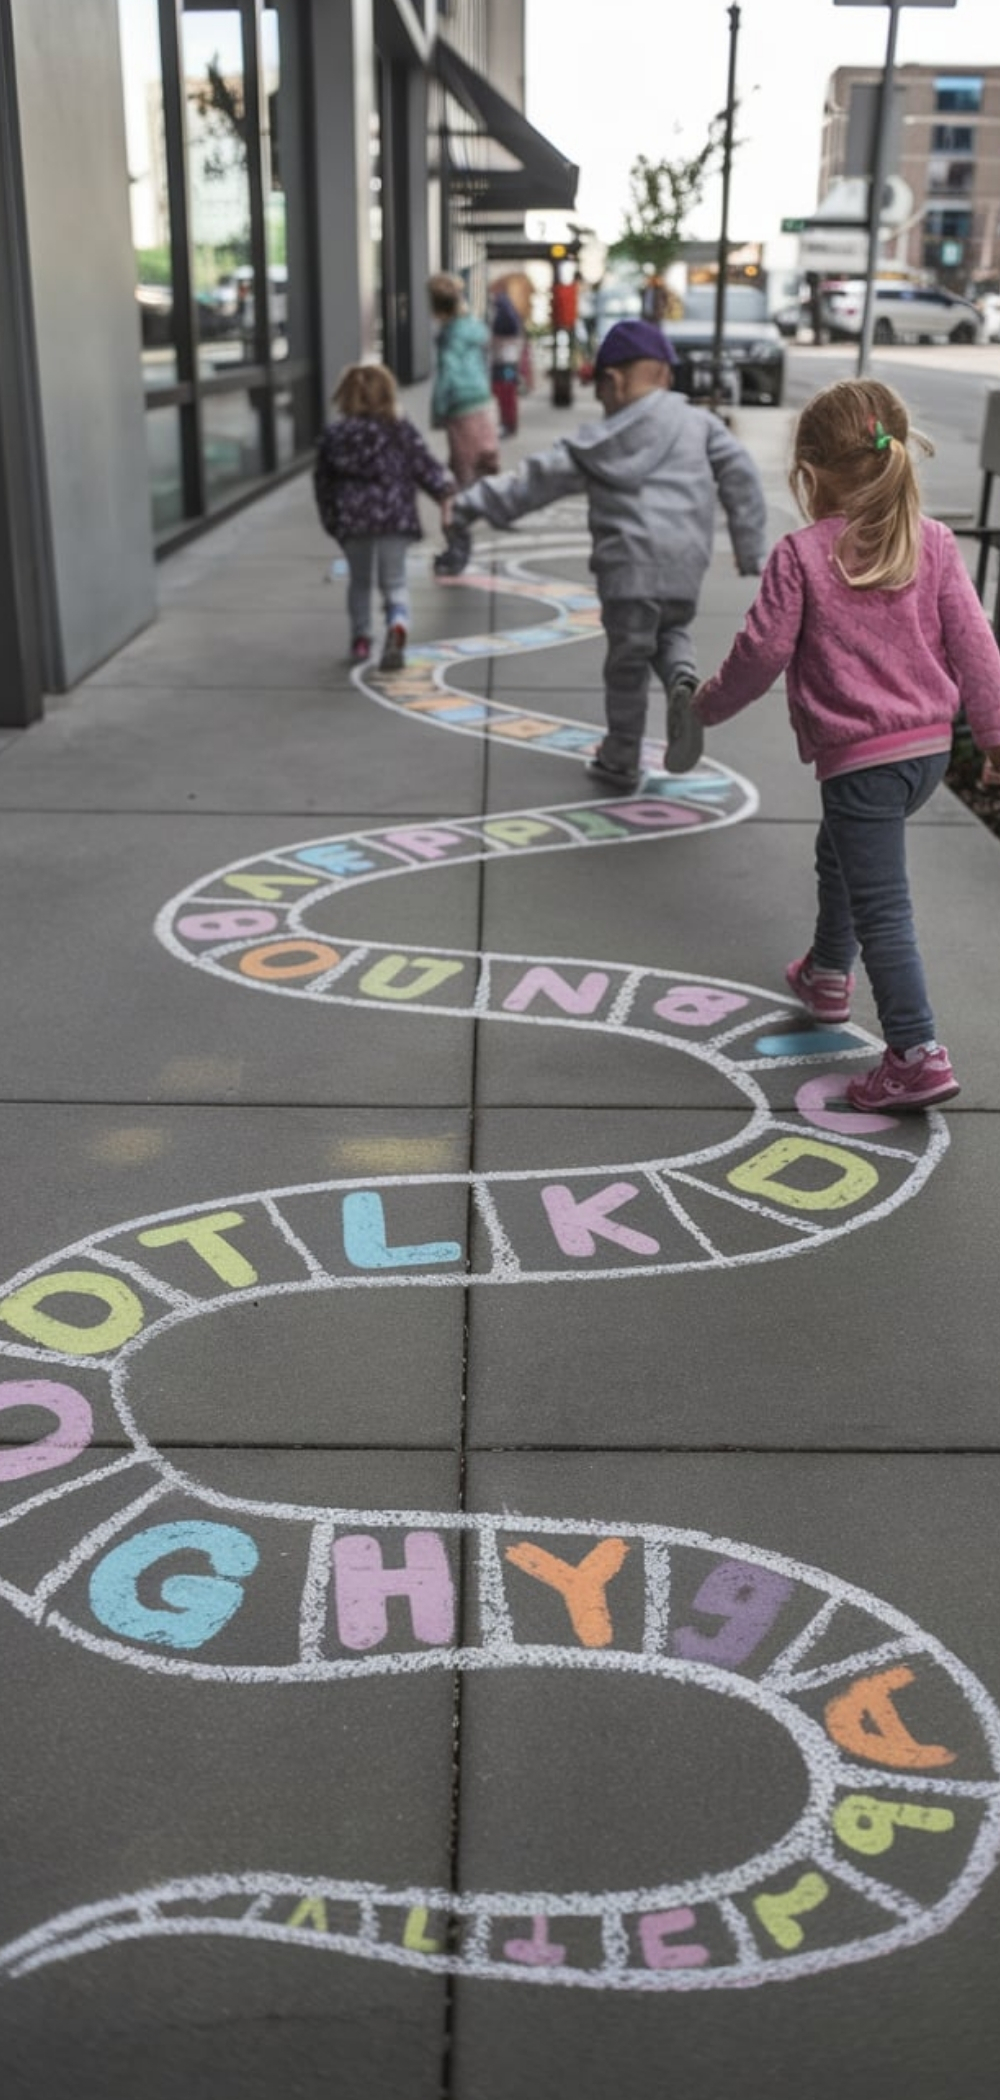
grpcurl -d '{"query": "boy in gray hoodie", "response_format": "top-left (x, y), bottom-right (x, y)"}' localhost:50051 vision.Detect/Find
top-left (438, 318), bottom-right (768, 784)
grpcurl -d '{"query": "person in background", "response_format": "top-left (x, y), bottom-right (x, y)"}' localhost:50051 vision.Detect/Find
top-left (313, 361), bottom-right (453, 672)
top-left (694, 377), bottom-right (1000, 1112)
top-left (489, 285), bottom-right (524, 438)
top-left (428, 272), bottom-right (500, 489)
top-left (436, 318), bottom-right (767, 779)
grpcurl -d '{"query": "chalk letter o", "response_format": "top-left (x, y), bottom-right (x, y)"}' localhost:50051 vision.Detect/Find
top-left (0, 1271), bottom-right (145, 1355)
top-left (0, 1380), bottom-right (94, 1481)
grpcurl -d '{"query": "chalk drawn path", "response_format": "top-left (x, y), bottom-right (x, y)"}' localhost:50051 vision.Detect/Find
top-left (154, 539), bottom-right (946, 1269)
top-left (0, 1465), bottom-right (997, 1990)
top-left (0, 529), bottom-right (978, 1999)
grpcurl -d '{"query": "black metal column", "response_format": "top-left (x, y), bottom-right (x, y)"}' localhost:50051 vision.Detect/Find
top-left (0, 0), bottom-right (47, 723)
top-left (158, 0), bottom-right (205, 519)
top-left (242, 0), bottom-right (276, 471)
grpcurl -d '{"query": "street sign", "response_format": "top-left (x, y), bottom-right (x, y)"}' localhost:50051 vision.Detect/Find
top-left (798, 231), bottom-right (872, 274)
top-left (781, 218), bottom-right (806, 233)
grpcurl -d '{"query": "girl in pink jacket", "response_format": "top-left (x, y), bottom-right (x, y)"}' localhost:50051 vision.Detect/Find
top-left (695, 377), bottom-right (1000, 1112)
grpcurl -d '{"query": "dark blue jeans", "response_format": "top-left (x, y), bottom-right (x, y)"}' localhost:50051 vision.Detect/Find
top-left (812, 753), bottom-right (950, 1052)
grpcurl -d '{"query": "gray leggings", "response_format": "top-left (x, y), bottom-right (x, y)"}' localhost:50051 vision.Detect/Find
top-left (342, 535), bottom-right (409, 640)
top-left (599, 596), bottom-right (697, 770)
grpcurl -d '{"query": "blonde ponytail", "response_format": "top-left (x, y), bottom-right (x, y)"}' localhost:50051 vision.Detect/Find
top-left (790, 379), bottom-right (934, 590)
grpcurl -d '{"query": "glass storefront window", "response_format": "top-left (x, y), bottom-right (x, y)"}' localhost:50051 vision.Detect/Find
top-left (146, 408), bottom-right (185, 537)
top-left (370, 93), bottom-right (384, 360)
top-left (202, 389), bottom-right (264, 507)
top-left (261, 10), bottom-right (288, 361)
top-left (182, 7), bottom-right (256, 378)
top-left (275, 376), bottom-right (316, 466)
top-left (118, 0), bottom-right (177, 388)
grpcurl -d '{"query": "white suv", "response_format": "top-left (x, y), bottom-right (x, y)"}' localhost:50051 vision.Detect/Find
top-left (821, 279), bottom-right (984, 345)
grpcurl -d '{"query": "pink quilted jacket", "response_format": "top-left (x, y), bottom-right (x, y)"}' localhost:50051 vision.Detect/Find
top-left (696, 514), bottom-right (1000, 780)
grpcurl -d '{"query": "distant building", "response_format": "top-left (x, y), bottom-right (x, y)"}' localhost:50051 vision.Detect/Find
top-left (819, 64), bottom-right (1000, 291)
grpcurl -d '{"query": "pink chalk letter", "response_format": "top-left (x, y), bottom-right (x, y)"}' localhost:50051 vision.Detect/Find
top-left (541, 1182), bottom-right (660, 1258)
top-left (638, 1908), bottom-right (709, 1970)
top-left (614, 799), bottom-right (700, 829)
top-left (176, 909), bottom-right (278, 941)
top-left (381, 826), bottom-right (465, 861)
top-left (503, 966), bottom-right (610, 1015)
top-left (0, 1380), bottom-right (94, 1481)
top-left (795, 1074), bottom-right (898, 1136)
top-left (653, 986), bottom-right (749, 1027)
top-left (503, 1916), bottom-right (567, 1966)
top-left (332, 1531), bottom-right (455, 1650)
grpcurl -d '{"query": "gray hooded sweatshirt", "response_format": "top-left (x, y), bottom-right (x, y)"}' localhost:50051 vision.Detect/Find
top-left (455, 388), bottom-right (768, 603)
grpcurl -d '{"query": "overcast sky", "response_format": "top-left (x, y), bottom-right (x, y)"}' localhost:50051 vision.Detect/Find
top-left (524, 0), bottom-right (1000, 254)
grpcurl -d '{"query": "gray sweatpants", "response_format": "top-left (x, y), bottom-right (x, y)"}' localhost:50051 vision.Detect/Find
top-left (597, 596), bottom-right (697, 772)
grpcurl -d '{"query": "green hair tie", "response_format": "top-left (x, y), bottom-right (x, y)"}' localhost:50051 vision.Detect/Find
top-left (869, 416), bottom-right (893, 452)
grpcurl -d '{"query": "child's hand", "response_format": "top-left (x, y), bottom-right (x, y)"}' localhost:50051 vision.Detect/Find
top-left (981, 748), bottom-right (1000, 788)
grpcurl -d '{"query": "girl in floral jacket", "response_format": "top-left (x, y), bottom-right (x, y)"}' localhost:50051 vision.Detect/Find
top-left (314, 363), bottom-right (453, 669)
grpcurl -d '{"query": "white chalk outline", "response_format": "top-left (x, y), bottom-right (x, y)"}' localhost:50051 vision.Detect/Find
top-left (0, 518), bottom-right (975, 1997)
top-left (0, 1513), bottom-right (997, 1988)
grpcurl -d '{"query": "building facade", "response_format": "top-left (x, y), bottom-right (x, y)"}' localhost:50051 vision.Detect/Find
top-left (0, 0), bottom-right (575, 721)
top-left (819, 63), bottom-right (1000, 291)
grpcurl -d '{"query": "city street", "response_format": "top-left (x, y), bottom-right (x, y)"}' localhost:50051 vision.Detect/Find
top-left (785, 342), bottom-right (1000, 515)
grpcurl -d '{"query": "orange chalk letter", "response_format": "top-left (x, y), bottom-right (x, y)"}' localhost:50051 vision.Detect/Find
top-left (504, 1538), bottom-right (629, 1647)
top-left (825, 1666), bottom-right (956, 1769)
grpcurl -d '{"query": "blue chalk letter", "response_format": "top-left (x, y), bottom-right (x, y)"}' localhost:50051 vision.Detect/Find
top-left (89, 1521), bottom-right (259, 1649)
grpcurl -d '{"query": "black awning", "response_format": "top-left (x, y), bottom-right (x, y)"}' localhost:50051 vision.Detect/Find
top-left (432, 40), bottom-right (578, 213)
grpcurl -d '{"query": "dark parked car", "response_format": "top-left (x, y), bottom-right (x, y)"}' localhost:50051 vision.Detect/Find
top-left (666, 285), bottom-right (785, 407)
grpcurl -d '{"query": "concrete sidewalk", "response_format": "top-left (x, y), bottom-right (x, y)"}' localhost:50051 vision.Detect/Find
top-left (1, 378), bottom-right (999, 2098)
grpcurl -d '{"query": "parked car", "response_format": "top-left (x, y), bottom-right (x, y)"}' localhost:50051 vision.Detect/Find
top-left (978, 292), bottom-right (1000, 343)
top-left (820, 279), bottom-right (984, 345)
top-left (236, 264), bottom-right (289, 337)
top-left (135, 283), bottom-right (239, 348)
top-left (666, 285), bottom-right (785, 407)
top-left (593, 278), bottom-right (642, 345)
top-left (772, 299), bottom-right (805, 338)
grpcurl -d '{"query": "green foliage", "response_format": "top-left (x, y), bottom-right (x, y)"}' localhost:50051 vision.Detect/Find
top-left (609, 127), bottom-right (725, 276)
top-left (134, 247), bottom-right (173, 287)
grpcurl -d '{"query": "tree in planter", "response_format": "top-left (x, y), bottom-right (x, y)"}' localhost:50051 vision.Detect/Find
top-left (608, 128), bottom-right (726, 313)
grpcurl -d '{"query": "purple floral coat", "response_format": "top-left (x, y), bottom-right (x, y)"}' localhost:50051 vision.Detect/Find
top-left (313, 413), bottom-right (452, 543)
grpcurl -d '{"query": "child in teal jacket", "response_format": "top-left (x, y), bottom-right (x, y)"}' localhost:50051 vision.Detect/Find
top-left (428, 273), bottom-right (500, 488)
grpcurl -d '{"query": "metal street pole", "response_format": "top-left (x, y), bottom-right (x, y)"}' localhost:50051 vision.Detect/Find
top-left (710, 3), bottom-right (740, 408)
top-left (833, 0), bottom-right (957, 376)
top-left (855, 0), bottom-right (901, 376)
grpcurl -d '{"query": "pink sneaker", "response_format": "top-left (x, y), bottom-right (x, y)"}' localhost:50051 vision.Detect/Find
top-left (846, 1044), bottom-right (960, 1113)
top-left (785, 952), bottom-right (855, 1025)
